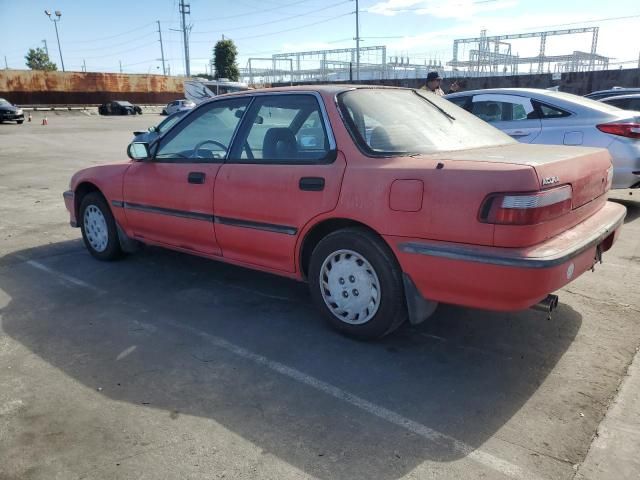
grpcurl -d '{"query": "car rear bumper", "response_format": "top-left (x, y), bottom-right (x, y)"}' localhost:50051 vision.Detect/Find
top-left (387, 201), bottom-right (626, 312)
top-left (63, 190), bottom-right (78, 227)
top-left (609, 139), bottom-right (640, 189)
top-left (0, 113), bottom-right (24, 121)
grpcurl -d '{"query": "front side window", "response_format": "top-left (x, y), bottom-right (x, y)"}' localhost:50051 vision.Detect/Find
top-left (233, 95), bottom-right (331, 163)
top-left (155, 98), bottom-right (249, 161)
top-left (338, 89), bottom-right (514, 155)
top-left (471, 94), bottom-right (536, 122)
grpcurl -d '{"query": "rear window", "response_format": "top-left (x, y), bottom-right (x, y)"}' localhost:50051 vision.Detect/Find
top-left (338, 89), bottom-right (514, 155)
top-left (542, 91), bottom-right (623, 114)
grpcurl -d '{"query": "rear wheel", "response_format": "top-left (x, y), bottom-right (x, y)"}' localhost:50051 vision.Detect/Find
top-left (79, 192), bottom-right (122, 261)
top-left (309, 228), bottom-right (407, 339)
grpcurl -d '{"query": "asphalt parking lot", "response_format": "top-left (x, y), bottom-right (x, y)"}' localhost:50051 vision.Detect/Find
top-left (1, 112), bottom-right (639, 480)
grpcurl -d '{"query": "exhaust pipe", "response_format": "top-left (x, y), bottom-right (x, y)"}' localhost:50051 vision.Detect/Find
top-left (531, 294), bottom-right (559, 314)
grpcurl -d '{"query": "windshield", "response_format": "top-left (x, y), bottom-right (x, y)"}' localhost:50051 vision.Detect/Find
top-left (0, 98), bottom-right (10, 106)
top-left (157, 111), bottom-right (187, 133)
top-left (115, 101), bottom-right (133, 107)
top-left (338, 89), bottom-right (514, 155)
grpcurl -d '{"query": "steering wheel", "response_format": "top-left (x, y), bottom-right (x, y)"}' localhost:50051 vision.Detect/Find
top-left (192, 139), bottom-right (228, 159)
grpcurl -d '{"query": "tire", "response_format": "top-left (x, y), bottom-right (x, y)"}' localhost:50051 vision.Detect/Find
top-left (162, 109), bottom-right (167, 115)
top-left (17, 120), bottom-right (24, 124)
top-left (79, 192), bottom-right (123, 261)
top-left (309, 228), bottom-right (407, 339)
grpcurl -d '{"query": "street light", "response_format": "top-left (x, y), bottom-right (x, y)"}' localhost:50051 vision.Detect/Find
top-left (44, 9), bottom-right (65, 72)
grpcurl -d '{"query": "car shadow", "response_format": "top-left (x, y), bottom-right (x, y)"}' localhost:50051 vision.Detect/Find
top-left (608, 197), bottom-right (640, 224)
top-left (0, 241), bottom-right (583, 479)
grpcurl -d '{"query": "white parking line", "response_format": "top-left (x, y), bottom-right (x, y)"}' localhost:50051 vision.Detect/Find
top-left (18, 256), bottom-right (106, 295)
top-left (22, 259), bottom-right (542, 480)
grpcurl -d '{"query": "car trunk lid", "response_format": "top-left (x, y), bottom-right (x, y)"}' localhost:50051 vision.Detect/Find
top-left (428, 143), bottom-right (612, 208)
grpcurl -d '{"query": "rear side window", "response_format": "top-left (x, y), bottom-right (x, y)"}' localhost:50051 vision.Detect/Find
top-left (605, 98), bottom-right (630, 109)
top-left (338, 89), bottom-right (514, 155)
top-left (537, 102), bottom-right (571, 119)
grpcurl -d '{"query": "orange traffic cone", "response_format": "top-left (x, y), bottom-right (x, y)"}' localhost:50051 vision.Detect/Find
top-left (28, 113), bottom-right (32, 122)
top-left (42, 116), bottom-right (48, 126)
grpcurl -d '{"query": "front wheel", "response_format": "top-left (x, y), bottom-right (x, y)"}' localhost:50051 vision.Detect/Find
top-left (17, 120), bottom-right (24, 124)
top-left (309, 228), bottom-right (407, 339)
top-left (79, 192), bottom-right (123, 261)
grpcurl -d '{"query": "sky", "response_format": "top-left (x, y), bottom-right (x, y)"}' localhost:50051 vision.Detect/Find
top-left (1, 0), bottom-right (639, 75)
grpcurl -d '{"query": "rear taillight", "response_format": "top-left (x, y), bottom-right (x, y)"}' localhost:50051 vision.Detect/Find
top-left (596, 122), bottom-right (640, 139)
top-left (479, 185), bottom-right (573, 225)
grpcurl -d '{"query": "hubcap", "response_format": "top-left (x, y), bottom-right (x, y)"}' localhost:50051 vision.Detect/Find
top-left (319, 249), bottom-right (381, 325)
top-left (83, 204), bottom-right (109, 253)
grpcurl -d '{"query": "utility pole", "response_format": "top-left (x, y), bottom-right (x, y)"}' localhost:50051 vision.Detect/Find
top-left (44, 10), bottom-right (65, 72)
top-left (157, 20), bottom-right (166, 76)
top-left (82, 59), bottom-right (86, 72)
top-left (354, 0), bottom-right (361, 81)
top-left (119, 60), bottom-right (123, 73)
top-left (4, 56), bottom-right (8, 69)
top-left (179, 0), bottom-right (191, 76)
top-left (42, 39), bottom-right (49, 56)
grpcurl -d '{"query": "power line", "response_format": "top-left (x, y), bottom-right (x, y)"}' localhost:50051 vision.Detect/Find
top-left (65, 40), bottom-right (159, 61)
top-left (190, 0), bottom-right (351, 34)
top-left (193, 0), bottom-right (315, 22)
top-left (366, 0), bottom-right (502, 13)
top-left (63, 31), bottom-right (158, 54)
top-left (518, 13), bottom-right (640, 31)
top-left (187, 12), bottom-right (353, 43)
top-left (62, 22), bottom-right (157, 44)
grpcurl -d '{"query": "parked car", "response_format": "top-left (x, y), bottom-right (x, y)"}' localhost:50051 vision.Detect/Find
top-left (585, 88), bottom-right (640, 101)
top-left (64, 86), bottom-right (625, 339)
top-left (132, 109), bottom-right (189, 143)
top-left (162, 99), bottom-right (195, 116)
top-left (98, 100), bottom-right (142, 116)
top-left (445, 88), bottom-right (640, 189)
top-left (0, 98), bottom-right (25, 124)
top-left (599, 93), bottom-right (640, 111)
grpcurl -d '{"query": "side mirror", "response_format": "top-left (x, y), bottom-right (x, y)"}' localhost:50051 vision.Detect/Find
top-left (127, 142), bottom-right (151, 161)
top-left (148, 126), bottom-right (157, 132)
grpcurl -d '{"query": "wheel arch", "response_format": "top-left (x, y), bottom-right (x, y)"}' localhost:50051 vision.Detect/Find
top-left (298, 217), bottom-right (389, 279)
top-left (74, 181), bottom-right (104, 220)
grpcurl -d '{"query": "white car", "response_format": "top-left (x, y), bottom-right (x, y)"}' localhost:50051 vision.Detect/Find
top-left (446, 88), bottom-right (640, 189)
top-left (162, 99), bottom-right (195, 116)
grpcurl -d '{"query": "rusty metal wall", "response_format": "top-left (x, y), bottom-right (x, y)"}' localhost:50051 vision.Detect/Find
top-left (0, 70), bottom-right (185, 105)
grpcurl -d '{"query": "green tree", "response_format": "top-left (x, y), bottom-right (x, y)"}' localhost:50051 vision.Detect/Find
top-left (25, 47), bottom-right (57, 71)
top-left (213, 39), bottom-right (239, 81)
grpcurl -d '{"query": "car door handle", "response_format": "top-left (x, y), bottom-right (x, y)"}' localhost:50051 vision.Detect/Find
top-left (509, 131), bottom-right (529, 137)
top-left (299, 177), bottom-right (325, 191)
top-left (188, 172), bottom-right (206, 184)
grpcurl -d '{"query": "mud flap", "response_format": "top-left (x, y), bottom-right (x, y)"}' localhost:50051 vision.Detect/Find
top-left (116, 223), bottom-right (141, 253)
top-left (402, 273), bottom-right (439, 325)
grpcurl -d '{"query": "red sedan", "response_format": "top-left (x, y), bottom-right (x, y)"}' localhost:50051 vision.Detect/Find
top-left (64, 86), bottom-right (626, 339)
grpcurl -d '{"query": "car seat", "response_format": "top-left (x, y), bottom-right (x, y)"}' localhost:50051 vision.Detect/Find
top-left (263, 128), bottom-right (297, 159)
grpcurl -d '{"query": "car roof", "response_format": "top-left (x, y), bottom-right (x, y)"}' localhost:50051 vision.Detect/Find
top-left (446, 87), bottom-right (566, 97)
top-left (445, 87), bottom-right (627, 117)
top-left (587, 88), bottom-right (640, 95)
top-left (218, 84), bottom-right (409, 98)
top-left (600, 93), bottom-right (640, 101)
